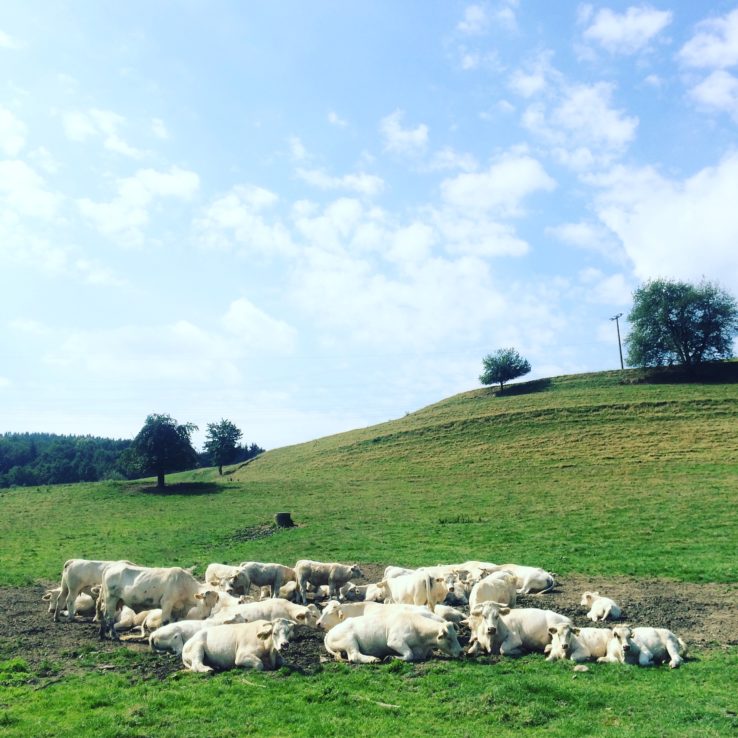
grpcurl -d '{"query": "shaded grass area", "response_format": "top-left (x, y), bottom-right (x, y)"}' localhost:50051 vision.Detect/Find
top-left (1, 649), bottom-right (736, 737)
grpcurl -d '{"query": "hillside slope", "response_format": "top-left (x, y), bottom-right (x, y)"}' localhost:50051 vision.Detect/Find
top-left (1, 369), bottom-right (736, 585)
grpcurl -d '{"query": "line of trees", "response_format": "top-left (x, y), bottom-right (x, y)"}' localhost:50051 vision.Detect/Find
top-left (1, 418), bottom-right (264, 489)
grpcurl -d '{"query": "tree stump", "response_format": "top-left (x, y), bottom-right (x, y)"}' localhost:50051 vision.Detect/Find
top-left (274, 512), bottom-right (295, 528)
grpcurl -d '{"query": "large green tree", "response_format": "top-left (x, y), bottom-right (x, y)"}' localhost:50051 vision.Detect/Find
top-left (123, 414), bottom-right (198, 488)
top-left (204, 419), bottom-right (243, 475)
top-left (480, 348), bottom-right (532, 393)
top-left (625, 279), bottom-right (738, 370)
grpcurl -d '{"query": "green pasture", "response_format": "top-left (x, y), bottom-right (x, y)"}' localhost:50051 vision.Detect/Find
top-left (1, 368), bottom-right (737, 736)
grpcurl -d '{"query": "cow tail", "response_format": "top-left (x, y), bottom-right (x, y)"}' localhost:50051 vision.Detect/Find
top-left (425, 572), bottom-right (435, 611)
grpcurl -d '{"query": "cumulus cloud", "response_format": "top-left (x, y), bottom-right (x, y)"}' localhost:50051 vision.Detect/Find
top-left (0, 29), bottom-right (21, 49)
top-left (582, 5), bottom-right (672, 54)
top-left (78, 166), bottom-right (200, 246)
top-left (151, 118), bottom-right (169, 140)
top-left (546, 221), bottom-right (623, 262)
top-left (679, 8), bottom-right (738, 69)
top-left (689, 69), bottom-right (738, 121)
top-left (379, 110), bottom-right (429, 156)
top-left (296, 168), bottom-right (384, 197)
top-left (0, 106), bottom-right (27, 156)
top-left (457, 4), bottom-right (490, 35)
top-left (221, 297), bottom-right (297, 354)
top-left (328, 111), bottom-right (348, 127)
top-left (590, 152), bottom-right (738, 295)
top-left (195, 184), bottom-right (295, 256)
top-left (440, 152), bottom-right (556, 216)
top-left (62, 108), bottom-right (145, 158)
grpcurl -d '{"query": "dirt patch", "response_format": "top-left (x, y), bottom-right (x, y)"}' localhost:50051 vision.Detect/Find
top-left (1, 572), bottom-right (735, 684)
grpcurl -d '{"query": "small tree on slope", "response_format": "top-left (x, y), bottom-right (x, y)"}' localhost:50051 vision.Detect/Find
top-left (204, 419), bottom-right (243, 475)
top-left (480, 348), bottom-right (532, 394)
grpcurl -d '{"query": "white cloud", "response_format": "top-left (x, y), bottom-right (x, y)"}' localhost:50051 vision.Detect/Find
top-left (546, 221), bottom-right (623, 261)
top-left (0, 29), bottom-right (21, 49)
top-left (151, 118), bottom-right (169, 140)
top-left (328, 111), bottom-right (348, 127)
top-left (425, 147), bottom-right (478, 172)
top-left (221, 297), bottom-right (297, 354)
top-left (62, 108), bottom-right (145, 158)
top-left (78, 166), bottom-right (199, 246)
top-left (0, 106), bottom-right (27, 156)
top-left (28, 146), bottom-right (60, 174)
top-left (582, 5), bottom-right (672, 54)
top-left (689, 70), bottom-right (738, 121)
top-left (296, 167), bottom-right (385, 196)
top-left (523, 82), bottom-right (638, 169)
top-left (590, 152), bottom-right (738, 295)
top-left (457, 4), bottom-right (490, 35)
top-left (440, 152), bottom-right (556, 216)
top-left (288, 135), bottom-right (308, 161)
top-left (679, 8), bottom-right (738, 69)
top-left (0, 160), bottom-right (60, 218)
top-left (379, 110), bottom-right (429, 156)
top-left (195, 184), bottom-right (295, 257)
top-left (433, 211), bottom-right (529, 258)
top-left (578, 268), bottom-right (632, 304)
top-left (0, 376), bottom-right (10, 388)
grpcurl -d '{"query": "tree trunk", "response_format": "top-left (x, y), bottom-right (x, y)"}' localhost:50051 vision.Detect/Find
top-left (218, 464), bottom-right (223, 476)
top-left (275, 512), bottom-right (295, 528)
top-left (157, 472), bottom-right (165, 488)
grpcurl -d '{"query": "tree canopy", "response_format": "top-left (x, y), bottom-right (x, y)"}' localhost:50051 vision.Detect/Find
top-left (625, 279), bottom-right (738, 370)
top-left (204, 419), bottom-right (243, 475)
top-left (122, 414), bottom-right (198, 488)
top-left (480, 348), bottom-right (532, 393)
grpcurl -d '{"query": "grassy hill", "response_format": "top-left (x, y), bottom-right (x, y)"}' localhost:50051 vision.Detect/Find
top-left (1, 367), bottom-right (737, 736)
top-left (1, 368), bottom-right (736, 586)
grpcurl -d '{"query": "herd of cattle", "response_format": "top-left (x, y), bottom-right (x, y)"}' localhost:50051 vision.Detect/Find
top-left (45, 557), bottom-right (688, 673)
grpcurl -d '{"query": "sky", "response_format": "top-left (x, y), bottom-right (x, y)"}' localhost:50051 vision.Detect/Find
top-left (2, 1), bottom-right (738, 451)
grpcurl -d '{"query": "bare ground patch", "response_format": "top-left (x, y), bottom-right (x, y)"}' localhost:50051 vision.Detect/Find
top-left (1, 571), bottom-right (735, 684)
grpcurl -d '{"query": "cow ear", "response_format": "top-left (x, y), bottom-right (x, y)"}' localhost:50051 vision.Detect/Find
top-left (573, 627), bottom-right (581, 635)
top-left (470, 605), bottom-right (484, 616)
top-left (435, 577), bottom-right (444, 583)
top-left (548, 626), bottom-right (557, 635)
top-left (194, 593), bottom-right (204, 600)
top-left (500, 607), bottom-right (511, 616)
top-left (42, 593), bottom-right (52, 601)
top-left (592, 591), bottom-right (599, 597)
top-left (257, 624), bottom-right (273, 640)
top-left (296, 612), bottom-right (307, 622)
top-left (338, 611), bottom-right (346, 620)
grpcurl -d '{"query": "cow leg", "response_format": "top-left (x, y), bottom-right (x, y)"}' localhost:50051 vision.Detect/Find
top-left (271, 572), bottom-right (283, 599)
top-left (234, 649), bottom-right (265, 671)
top-left (387, 638), bottom-right (416, 662)
top-left (341, 637), bottom-right (380, 664)
top-left (665, 637), bottom-right (683, 668)
top-left (298, 575), bottom-right (309, 605)
top-left (183, 636), bottom-right (212, 673)
top-left (53, 582), bottom-right (70, 622)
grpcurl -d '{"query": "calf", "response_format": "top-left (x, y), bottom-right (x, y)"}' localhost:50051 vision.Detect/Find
top-left (43, 588), bottom-right (96, 619)
top-left (598, 626), bottom-right (687, 668)
top-left (53, 559), bottom-right (130, 622)
top-left (466, 603), bottom-right (570, 656)
top-left (468, 571), bottom-right (517, 610)
top-left (182, 618), bottom-right (294, 673)
top-left (228, 562), bottom-right (296, 598)
top-left (580, 591), bottom-right (621, 621)
top-left (545, 623), bottom-right (612, 663)
top-left (324, 610), bottom-right (462, 663)
top-left (295, 560), bottom-right (363, 604)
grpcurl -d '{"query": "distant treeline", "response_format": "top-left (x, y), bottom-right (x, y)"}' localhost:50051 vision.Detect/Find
top-left (0, 432), bottom-right (264, 488)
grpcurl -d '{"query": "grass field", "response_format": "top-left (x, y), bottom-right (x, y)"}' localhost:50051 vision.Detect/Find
top-left (1, 368), bottom-right (737, 736)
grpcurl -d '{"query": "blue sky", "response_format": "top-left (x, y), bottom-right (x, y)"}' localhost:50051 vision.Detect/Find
top-left (2, 1), bottom-right (738, 450)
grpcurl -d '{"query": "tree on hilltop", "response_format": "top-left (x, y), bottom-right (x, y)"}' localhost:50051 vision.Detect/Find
top-left (204, 418), bottom-right (243, 475)
top-left (122, 414), bottom-right (198, 488)
top-left (480, 348), bottom-right (531, 393)
top-left (626, 279), bottom-right (738, 370)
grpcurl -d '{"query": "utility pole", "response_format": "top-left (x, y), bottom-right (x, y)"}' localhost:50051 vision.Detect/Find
top-left (610, 312), bottom-right (624, 370)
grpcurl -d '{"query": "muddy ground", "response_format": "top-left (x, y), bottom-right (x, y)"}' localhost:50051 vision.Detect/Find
top-left (1, 566), bottom-right (736, 683)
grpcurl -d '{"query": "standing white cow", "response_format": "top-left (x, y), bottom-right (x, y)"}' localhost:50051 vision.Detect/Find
top-left (53, 559), bottom-right (131, 622)
top-left (324, 609), bottom-right (462, 663)
top-left (225, 562), bottom-right (296, 598)
top-left (466, 603), bottom-right (570, 656)
top-left (375, 571), bottom-right (451, 612)
top-left (545, 623), bottom-right (613, 663)
top-left (580, 591), bottom-right (621, 621)
top-left (182, 618), bottom-right (294, 673)
top-left (99, 563), bottom-right (204, 639)
top-left (295, 560), bottom-right (363, 604)
top-left (598, 625), bottom-right (687, 668)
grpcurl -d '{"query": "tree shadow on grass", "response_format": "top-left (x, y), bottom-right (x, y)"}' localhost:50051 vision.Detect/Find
top-left (139, 482), bottom-right (224, 496)
top-left (491, 377), bottom-right (552, 398)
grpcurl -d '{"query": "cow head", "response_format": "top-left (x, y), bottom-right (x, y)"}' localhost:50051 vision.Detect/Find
top-left (607, 625), bottom-right (634, 662)
top-left (467, 602), bottom-right (509, 653)
top-left (547, 622), bottom-right (576, 660)
top-left (316, 601), bottom-right (342, 630)
top-left (375, 581), bottom-right (390, 600)
top-left (580, 591), bottom-right (597, 607)
top-left (270, 618), bottom-right (294, 651)
top-left (295, 604), bottom-right (320, 627)
top-left (350, 565), bottom-right (363, 579)
top-left (436, 623), bottom-right (463, 659)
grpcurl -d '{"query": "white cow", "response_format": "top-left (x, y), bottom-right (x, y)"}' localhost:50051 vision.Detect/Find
top-left (468, 571), bottom-right (517, 610)
top-left (458, 561), bottom-right (499, 582)
top-left (182, 618), bottom-right (294, 673)
top-left (376, 571), bottom-right (451, 612)
top-left (207, 597), bottom-right (320, 627)
top-left (184, 590), bottom-right (220, 620)
top-left (598, 626), bottom-right (687, 668)
top-left (53, 559), bottom-right (131, 622)
top-left (227, 562), bottom-right (296, 598)
top-left (316, 601), bottom-right (447, 631)
top-left (149, 619), bottom-right (227, 655)
top-left (466, 603), bottom-right (570, 656)
top-left (545, 623), bottom-right (613, 663)
top-left (43, 588), bottom-right (97, 618)
top-left (488, 564), bottom-right (556, 594)
top-left (580, 591), bottom-right (621, 621)
top-left (324, 610), bottom-right (462, 663)
top-left (204, 563), bottom-right (241, 589)
top-left (295, 560), bottom-right (363, 604)
top-left (383, 565), bottom-right (415, 580)
top-left (99, 563), bottom-right (204, 638)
